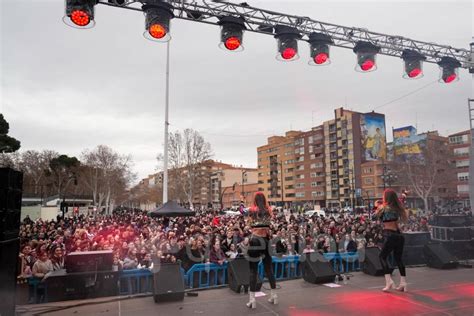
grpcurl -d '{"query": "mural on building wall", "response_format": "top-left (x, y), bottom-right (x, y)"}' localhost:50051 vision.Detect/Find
top-left (392, 126), bottom-right (427, 162)
top-left (360, 113), bottom-right (387, 161)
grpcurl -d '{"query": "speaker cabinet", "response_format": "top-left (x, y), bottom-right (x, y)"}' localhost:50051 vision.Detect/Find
top-left (362, 247), bottom-right (394, 276)
top-left (66, 250), bottom-right (113, 273)
top-left (402, 245), bottom-right (427, 266)
top-left (301, 254), bottom-right (336, 284)
top-left (424, 243), bottom-right (458, 269)
top-left (403, 232), bottom-right (431, 246)
top-left (227, 257), bottom-right (262, 293)
top-left (0, 237), bottom-right (20, 315)
top-left (153, 263), bottom-right (185, 303)
top-left (45, 270), bottom-right (119, 302)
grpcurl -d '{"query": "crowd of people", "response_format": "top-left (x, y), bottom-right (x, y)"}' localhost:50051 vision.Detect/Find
top-left (17, 205), bottom-right (440, 282)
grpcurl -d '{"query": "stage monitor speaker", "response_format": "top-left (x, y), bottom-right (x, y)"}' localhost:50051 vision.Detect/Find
top-left (227, 257), bottom-right (262, 293)
top-left (153, 263), bottom-right (185, 303)
top-left (434, 215), bottom-right (471, 227)
top-left (66, 250), bottom-right (113, 273)
top-left (403, 232), bottom-right (431, 246)
top-left (424, 243), bottom-right (458, 269)
top-left (45, 270), bottom-right (119, 302)
top-left (402, 245), bottom-right (427, 266)
top-left (362, 247), bottom-right (394, 276)
top-left (301, 255), bottom-right (336, 284)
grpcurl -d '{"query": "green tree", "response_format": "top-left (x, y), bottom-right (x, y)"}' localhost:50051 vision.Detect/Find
top-left (46, 155), bottom-right (80, 198)
top-left (0, 114), bottom-right (21, 153)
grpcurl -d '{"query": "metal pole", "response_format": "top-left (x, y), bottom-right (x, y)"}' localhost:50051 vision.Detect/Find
top-left (163, 41), bottom-right (170, 204)
top-left (469, 39), bottom-right (474, 214)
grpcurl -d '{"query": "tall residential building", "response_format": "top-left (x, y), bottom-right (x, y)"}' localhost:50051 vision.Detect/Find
top-left (323, 108), bottom-right (386, 208)
top-left (294, 126), bottom-right (326, 206)
top-left (257, 131), bottom-right (302, 205)
top-left (449, 130), bottom-right (471, 207)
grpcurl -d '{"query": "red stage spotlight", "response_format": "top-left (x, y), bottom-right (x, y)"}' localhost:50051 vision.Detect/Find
top-left (274, 25), bottom-right (302, 62)
top-left (308, 33), bottom-right (333, 66)
top-left (402, 50), bottom-right (426, 79)
top-left (437, 57), bottom-right (461, 83)
top-left (63, 0), bottom-right (96, 29)
top-left (143, 2), bottom-right (174, 42)
top-left (353, 41), bottom-right (380, 72)
top-left (218, 16), bottom-right (246, 52)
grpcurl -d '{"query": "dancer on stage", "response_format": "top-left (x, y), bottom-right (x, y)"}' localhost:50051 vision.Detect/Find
top-left (374, 189), bottom-right (409, 292)
top-left (246, 192), bottom-right (277, 309)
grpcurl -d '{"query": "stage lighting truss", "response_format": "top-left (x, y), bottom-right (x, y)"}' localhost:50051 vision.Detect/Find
top-left (68, 0), bottom-right (473, 78)
top-left (218, 16), bottom-right (246, 52)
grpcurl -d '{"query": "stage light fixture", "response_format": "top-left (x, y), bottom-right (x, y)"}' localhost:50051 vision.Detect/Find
top-left (308, 33), bottom-right (333, 66)
top-left (218, 16), bottom-right (246, 52)
top-left (274, 25), bottom-right (302, 62)
top-left (63, 0), bottom-right (97, 29)
top-left (401, 50), bottom-right (426, 79)
top-left (143, 1), bottom-right (174, 42)
top-left (437, 57), bottom-right (461, 83)
top-left (353, 41), bottom-right (380, 72)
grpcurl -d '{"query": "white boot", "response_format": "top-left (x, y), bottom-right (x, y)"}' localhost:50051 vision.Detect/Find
top-left (268, 289), bottom-right (278, 305)
top-left (246, 291), bottom-right (256, 309)
top-left (382, 274), bottom-right (394, 292)
top-left (396, 276), bottom-right (408, 292)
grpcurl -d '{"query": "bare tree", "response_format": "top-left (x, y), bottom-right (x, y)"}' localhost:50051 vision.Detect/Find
top-left (21, 150), bottom-right (58, 194)
top-left (81, 145), bottom-right (135, 214)
top-left (158, 129), bottom-right (212, 206)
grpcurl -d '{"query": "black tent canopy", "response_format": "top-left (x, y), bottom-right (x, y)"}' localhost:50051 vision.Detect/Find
top-left (149, 200), bottom-right (195, 217)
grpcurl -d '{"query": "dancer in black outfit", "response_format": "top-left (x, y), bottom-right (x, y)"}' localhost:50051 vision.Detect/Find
top-left (373, 189), bottom-right (409, 292)
top-left (246, 192), bottom-right (277, 309)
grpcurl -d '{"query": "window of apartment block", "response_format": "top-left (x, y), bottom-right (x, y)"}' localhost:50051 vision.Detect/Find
top-left (296, 183), bottom-right (305, 188)
top-left (297, 156), bottom-right (304, 162)
top-left (285, 176), bottom-right (294, 181)
top-left (296, 192), bottom-right (305, 198)
top-left (454, 147), bottom-right (469, 157)
top-left (449, 135), bottom-right (469, 145)
top-left (458, 172), bottom-right (469, 181)
top-left (364, 177), bottom-right (374, 185)
top-left (458, 184), bottom-right (470, 193)
top-left (286, 168), bottom-right (294, 173)
top-left (310, 172), bottom-right (317, 178)
top-left (296, 174), bottom-right (305, 179)
top-left (296, 165), bottom-right (305, 171)
top-left (456, 160), bottom-right (470, 168)
top-left (363, 167), bottom-right (373, 174)
top-left (311, 182), bottom-right (318, 187)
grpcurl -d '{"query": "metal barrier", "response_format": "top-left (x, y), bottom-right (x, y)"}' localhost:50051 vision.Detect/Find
top-left (185, 262), bottom-right (228, 289)
top-left (27, 252), bottom-right (366, 301)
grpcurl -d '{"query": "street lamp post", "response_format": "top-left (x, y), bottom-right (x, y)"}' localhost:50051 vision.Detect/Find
top-left (241, 170), bottom-right (247, 203)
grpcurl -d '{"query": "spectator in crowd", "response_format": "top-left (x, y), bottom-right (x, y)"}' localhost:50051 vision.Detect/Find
top-left (123, 250), bottom-right (139, 270)
top-left (50, 245), bottom-right (65, 271)
top-left (32, 251), bottom-right (53, 280)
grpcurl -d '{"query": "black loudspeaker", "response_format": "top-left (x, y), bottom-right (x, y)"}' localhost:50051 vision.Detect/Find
top-left (301, 255), bottom-right (337, 284)
top-left (362, 247), bottom-right (394, 276)
top-left (0, 237), bottom-right (20, 316)
top-left (227, 257), bottom-right (262, 293)
top-left (153, 263), bottom-right (185, 303)
top-left (0, 168), bottom-right (23, 242)
top-left (402, 246), bottom-right (427, 265)
top-left (45, 270), bottom-right (119, 302)
top-left (403, 232), bottom-right (431, 246)
top-left (434, 215), bottom-right (471, 227)
top-left (66, 250), bottom-right (113, 273)
top-left (424, 243), bottom-right (458, 269)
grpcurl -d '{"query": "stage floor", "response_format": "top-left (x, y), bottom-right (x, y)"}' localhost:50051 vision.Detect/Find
top-left (17, 266), bottom-right (474, 316)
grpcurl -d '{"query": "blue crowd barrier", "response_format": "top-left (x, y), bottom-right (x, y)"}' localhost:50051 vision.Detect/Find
top-left (27, 252), bottom-right (371, 301)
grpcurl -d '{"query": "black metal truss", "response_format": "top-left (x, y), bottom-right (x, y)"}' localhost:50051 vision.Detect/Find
top-left (99, 0), bottom-right (473, 69)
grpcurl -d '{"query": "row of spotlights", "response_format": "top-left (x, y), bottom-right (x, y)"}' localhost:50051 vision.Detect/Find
top-left (63, 0), bottom-right (462, 83)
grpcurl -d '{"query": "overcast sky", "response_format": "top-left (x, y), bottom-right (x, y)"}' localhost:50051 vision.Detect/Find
top-left (1, 0), bottom-right (473, 183)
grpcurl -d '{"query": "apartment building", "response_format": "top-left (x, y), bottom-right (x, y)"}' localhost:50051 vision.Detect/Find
top-left (294, 126), bottom-right (326, 206)
top-left (449, 130), bottom-right (471, 207)
top-left (257, 131), bottom-right (302, 205)
top-left (210, 167), bottom-right (258, 207)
